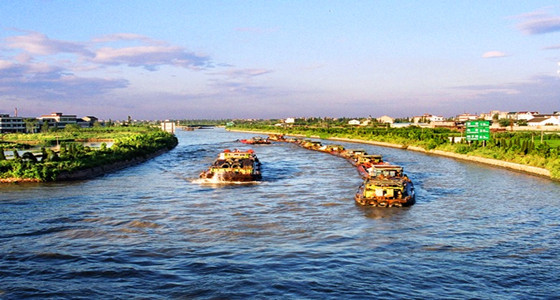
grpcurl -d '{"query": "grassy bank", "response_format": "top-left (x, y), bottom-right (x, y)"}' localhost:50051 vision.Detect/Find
top-left (229, 124), bottom-right (560, 180)
top-left (0, 126), bottom-right (178, 182)
top-left (0, 126), bottom-right (153, 147)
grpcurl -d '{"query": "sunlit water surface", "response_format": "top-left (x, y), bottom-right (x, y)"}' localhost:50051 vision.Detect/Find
top-left (1, 128), bottom-right (559, 299)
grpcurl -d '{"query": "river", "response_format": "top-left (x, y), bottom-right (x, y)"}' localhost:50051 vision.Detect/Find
top-left (1, 128), bottom-right (559, 299)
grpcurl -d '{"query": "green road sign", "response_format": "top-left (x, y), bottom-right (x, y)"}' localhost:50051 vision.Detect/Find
top-left (466, 120), bottom-right (490, 141)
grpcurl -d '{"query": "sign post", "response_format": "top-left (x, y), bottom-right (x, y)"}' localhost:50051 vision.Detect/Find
top-left (466, 120), bottom-right (490, 144)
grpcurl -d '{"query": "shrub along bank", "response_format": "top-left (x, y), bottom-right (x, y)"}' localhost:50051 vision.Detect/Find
top-left (229, 123), bottom-right (560, 180)
top-left (0, 127), bottom-right (178, 182)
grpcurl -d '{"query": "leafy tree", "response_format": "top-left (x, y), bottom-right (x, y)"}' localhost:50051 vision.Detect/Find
top-left (64, 124), bottom-right (81, 132)
top-left (24, 118), bottom-right (38, 133)
top-left (41, 121), bottom-right (50, 133)
top-left (517, 119), bottom-right (528, 126)
top-left (498, 119), bottom-right (512, 127)
top-left (22, 152), bottom-right (38, 162)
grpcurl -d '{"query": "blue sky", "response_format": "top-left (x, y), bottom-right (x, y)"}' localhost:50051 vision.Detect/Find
top-left (1, 1), bottom-right (559, 120)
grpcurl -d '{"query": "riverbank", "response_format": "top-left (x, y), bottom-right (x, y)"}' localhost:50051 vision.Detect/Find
top-left (1, 127), bottom-right (178, 183)
top-left (0, 147), bottom-right (175, 184)
top-left (228, 128), bottom-right (553, 180)
top-left (53, 147), bottom-right (171, 181)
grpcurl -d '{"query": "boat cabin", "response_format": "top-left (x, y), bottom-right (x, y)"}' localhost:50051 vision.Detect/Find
top-left (218, 149), bottom-right (254, 160)
top-left (369, 165), bottom-right (403, 178)
top-left (357, 154), bottom-right (383, 165)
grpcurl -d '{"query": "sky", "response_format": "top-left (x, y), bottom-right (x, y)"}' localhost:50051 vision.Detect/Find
top-left (1, 1), bottom-right (560, 120)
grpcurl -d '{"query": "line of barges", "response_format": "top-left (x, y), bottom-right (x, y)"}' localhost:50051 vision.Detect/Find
top-left (268, 135), bottom-right (416, 207)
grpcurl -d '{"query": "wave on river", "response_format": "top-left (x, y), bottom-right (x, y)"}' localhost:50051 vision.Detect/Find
top-left (1, 128), bottom-right (559, 299)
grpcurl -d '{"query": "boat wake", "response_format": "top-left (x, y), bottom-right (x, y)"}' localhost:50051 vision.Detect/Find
top-left (191, 178), bottom-right (260, 185)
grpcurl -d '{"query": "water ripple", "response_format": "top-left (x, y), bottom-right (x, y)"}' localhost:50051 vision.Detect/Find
top-left (1, 128), bottom-right (559, 298)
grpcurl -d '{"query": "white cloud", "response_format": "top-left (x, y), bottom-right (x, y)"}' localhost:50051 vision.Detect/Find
top-left (3, 30), bottom-right (212, 71)
top-left (92, 45), bottom-right (210, 71)
top-left (211, 68), bottom-right (273, 79)
top-left (482, 51), bottom-right (508, 58)
top-left (515, 8), bottom-right (560, 35)
top-left (0, 30), bottom-right (216, 106)
top-left (452, 75), bottom-right (560, 113)
top-left (6, 31), bottom-right (93, 57)
top-left (92, 33), bottom-right (157, 44)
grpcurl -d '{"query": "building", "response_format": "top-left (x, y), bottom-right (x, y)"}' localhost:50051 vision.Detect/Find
top-left (516, 111), bottom-right (539, 121)
top-left (161, 120), bottom-right (176, 133)
top-left (430, 121), bottom-right (456, 128)
top-left (0, 114), bottom-right (25, 133)
top-left (412, 114), bottom-right (430, 123)
top-left (79, 116), bottom-right (99, 127)
top-left (38, 112), bottom-right (77, 129)
top-left (527, 116), bottom-right (560, 127)
top-left (390, 122), bottom-right (414, 128)
top-left (412, 114), bottom-right (444, 123)
top-left (285, 118), bottom-right (295, 124)
top-left (429, 115), bottom-right (445, 122)
top-left (456, 113), bottom-right (478, 122)
top-left (348, 119), bottom-right (361, 126)
top-left (377, 115), bottom-right (395, 124)
top-left (480, 110), bottom-right (508, 120)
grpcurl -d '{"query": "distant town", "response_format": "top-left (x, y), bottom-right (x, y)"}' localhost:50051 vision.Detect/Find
top-left (251, 110), bottom-right (560, 132)
top-left (1, 110), bottom-right (560, 134)
top-left (0, 111), bottom-right (154, 134)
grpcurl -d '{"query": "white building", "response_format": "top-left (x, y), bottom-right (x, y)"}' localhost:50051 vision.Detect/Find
top-left (412, 114), bottom-right (431, 123)
top-left (285, 118), bottom-right (295, 124)
top-left (527, 116), bottom-right (560, 126)
top-left (38, 112), bottom-right (77, 129)
top-left (377, 115), bottom-right (395, 124)
top-left (456, 113), bottom-right (478, 122)
top-left (348, 119), bottom-right (361, 125)
top-left (517, 111), bottom-right (539, 121)
top-left (0, 114), bottom-right (25, 133)
top-left (411, 114), bottom-right (443, 123)
top-left (480, 110), bottom-right (508, 120)
top-left (429, 115), bottom-right (445, 122)
top-left (161, 120), bottom-right (176, 133)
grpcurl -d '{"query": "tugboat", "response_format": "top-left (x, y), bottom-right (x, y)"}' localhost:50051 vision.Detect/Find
top-left (355, 165), bottom-right (415, 207)
top-left (301, 140), bottom-right (323, 150)
top-left (199, 149), bottom-right (262, 182)
top-left (268, 134), bottom-right (285, 141)
top-left (318, 144), bottom-right (345, 154)
top-left (239, 136), bottom-right (271, 144)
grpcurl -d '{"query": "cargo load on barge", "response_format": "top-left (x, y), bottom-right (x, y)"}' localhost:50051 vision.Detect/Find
top-left (263, 134), bottom-right (416, 207)
top-left (355, 165), bottom-right (415, 207)
top-left (199, 149), bottom-right (262, 182)
top-left (239, 136), bottom-right (271, 144)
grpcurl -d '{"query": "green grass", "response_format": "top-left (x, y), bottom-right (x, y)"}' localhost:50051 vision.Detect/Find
top-left (0, 126), bottom-right (178, 182)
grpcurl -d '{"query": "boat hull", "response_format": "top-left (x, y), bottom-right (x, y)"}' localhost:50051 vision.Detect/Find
top-left (199, 170), bottom-right (261, 182)
top-left (354, 180), bottom-right (415, 207)
top-left (199, 149), bottom-right (262, 182)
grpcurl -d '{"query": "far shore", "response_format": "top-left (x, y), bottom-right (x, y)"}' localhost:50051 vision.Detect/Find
top-left (228, 129), bottom-right (553, 180)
